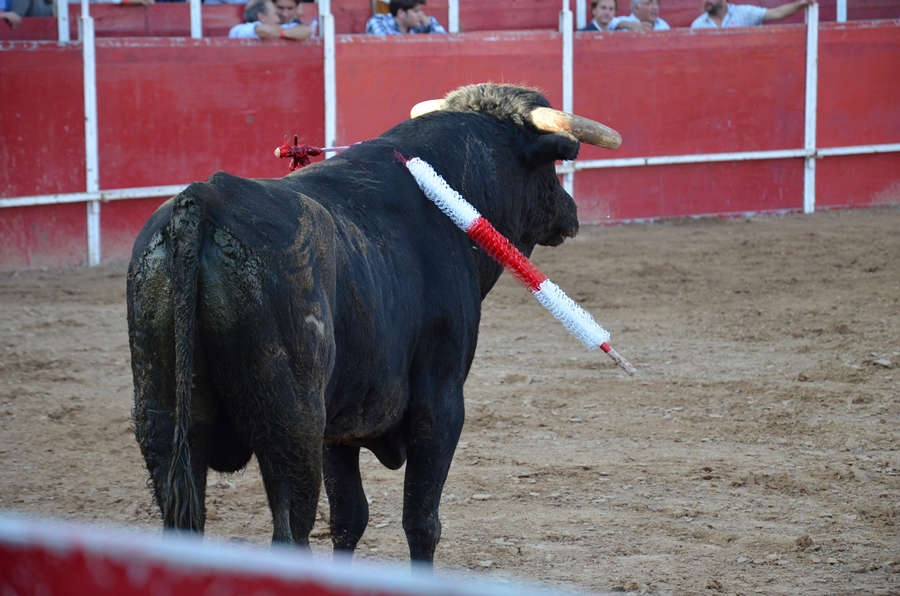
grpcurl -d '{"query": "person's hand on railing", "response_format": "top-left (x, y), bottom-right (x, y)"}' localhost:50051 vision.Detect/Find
top-left (1, 10), bottom-right (23, 28)
top-left (763, 0), bottom-right (815, 21)
top-left (615, 19), bottom-right (652, 30)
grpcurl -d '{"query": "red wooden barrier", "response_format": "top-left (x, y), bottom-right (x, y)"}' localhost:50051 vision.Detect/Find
top-left (817, 21), bottom-right (900, 148)
top-left (101, 198), bottom-right (172, 263)
top-left (572, 26), bottom-right (809, 221)
top-left (1, 22), bottom-right (899, 270)
top-left (816, 21), bottom-right (900, 210)
top-left (0, 37), bottom-right (325, 269)
top-left (334, 31), bottom-right (563, 145)
top-left (323, 0), bottom-right (900, 33)
top-left (2, 0), bottom-right (898, 42)
top-left (94, 38), bottom-right (324, 188)
top-left (1, 42), bottom-right (86, 197)
top-left (0, 4), bottom-right (243, 40)
top-left (309, 0), bottom-right (611, 34)
top-left (575, 26), bottom-right (807, 160)
top-left (817, 153), bottom-right (900, 210)
top-left (0, 514), bottom-right (551, 596)
top-left (572, 22), bottom-right (900, 222)
top-left (574, 159), bottom-right (806, 222)
top-left (0, 204), bottom-right (88, 270)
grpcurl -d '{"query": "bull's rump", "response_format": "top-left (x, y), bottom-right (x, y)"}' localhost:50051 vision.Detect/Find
top-left (128, 173), bottom-right (338, 462)
top-left (128, 165), bottom-right (478, 449)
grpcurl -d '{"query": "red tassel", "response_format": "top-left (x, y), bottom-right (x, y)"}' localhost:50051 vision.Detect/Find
top-left (274, 135), bottom-right (324, 172)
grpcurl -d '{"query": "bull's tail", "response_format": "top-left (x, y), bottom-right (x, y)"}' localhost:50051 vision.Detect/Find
top-left (165, 186), bottom-right (206, 531)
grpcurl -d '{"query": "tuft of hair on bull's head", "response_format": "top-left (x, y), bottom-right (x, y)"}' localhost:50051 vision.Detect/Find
top-left (410, 83), bottom-right (621, 249)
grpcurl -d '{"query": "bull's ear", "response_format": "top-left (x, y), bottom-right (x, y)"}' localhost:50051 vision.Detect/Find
top-left (522, 132), bottom-right (580, 169)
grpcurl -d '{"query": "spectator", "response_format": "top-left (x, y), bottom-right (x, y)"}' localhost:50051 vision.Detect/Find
top-left (273, 0), bottom-right (316, 36)
top-left (1, 10), bottom-right (21, 27)
top-left (8, 0), bottom-right (53, 19)
top-left (275, 0), bottom-right (300, 24)
top-left (579, 0), bottom-right (620, 31)
top-left (2, 0), bottom-right (22, 28)
top-left (365, 0), bottom-right (446, 35)
top-left (1, 10), bottom-right (21, 28)
top-left (691, 0), bottom-right (814, 27)
top-left (229, 0), bottom-right (312, 39)
top-left (65, 0), bottom-right (155, 5)
top-left (612, 0), bottom-right (670, 30)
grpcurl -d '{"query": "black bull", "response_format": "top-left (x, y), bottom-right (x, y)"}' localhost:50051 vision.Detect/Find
top-left (127, 83), bottom-right (619, 564)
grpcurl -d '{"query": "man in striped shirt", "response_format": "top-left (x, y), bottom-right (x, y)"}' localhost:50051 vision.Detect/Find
top-left (365, 0), bottom-right (446, 35)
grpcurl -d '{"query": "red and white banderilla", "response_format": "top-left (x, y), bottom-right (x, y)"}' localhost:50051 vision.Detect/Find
top-left (404, 156), bottom-right (636, 376)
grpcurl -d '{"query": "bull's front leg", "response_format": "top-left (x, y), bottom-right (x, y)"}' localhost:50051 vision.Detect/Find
top-left (401, 389), bottom-right (465, 566)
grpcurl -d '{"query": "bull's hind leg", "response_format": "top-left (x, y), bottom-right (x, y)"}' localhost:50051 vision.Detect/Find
top-left (402, 387), bottom-right (465, 564)
top-left (214, 347), bottom-right (328, 548)
top-left (323, 444), bottom-right (369, 556)
top-left (256, 431), bottom-right (324, 547)
top-left (222, 352), bottom-right (327, 547)
top-left (196, 189), bottom-right (336, 548)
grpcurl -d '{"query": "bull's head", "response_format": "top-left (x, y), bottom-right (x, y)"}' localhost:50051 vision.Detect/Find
top-left (409, 84), bottom-right (620, 249)
top-left (411, 99), bottom-right (621, 151)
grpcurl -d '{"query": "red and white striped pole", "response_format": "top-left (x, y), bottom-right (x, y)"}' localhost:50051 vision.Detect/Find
top-left (405, 156), bottom-right (635, 376)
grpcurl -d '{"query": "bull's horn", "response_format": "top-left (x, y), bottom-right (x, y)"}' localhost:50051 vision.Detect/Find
top-left (530, 107), bottom-right (622, 150)
top-left (410, 99), bottom-right (444, 119)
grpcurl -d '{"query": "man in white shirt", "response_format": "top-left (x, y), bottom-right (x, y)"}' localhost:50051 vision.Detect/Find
top-left (612, 0), bottom-right (670, 31)
top-left (691, 0), bottom-right (814, 28)
top-left (228, 0), bottom-right (312, 40)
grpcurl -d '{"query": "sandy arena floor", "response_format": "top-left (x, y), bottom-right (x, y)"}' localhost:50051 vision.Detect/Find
top-left (1, 206), bottom-right (898, 595)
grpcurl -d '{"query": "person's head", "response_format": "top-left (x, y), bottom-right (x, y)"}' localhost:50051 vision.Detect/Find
top-left (630, 0), bottom-right (659, 24)
top-left (591, 0), bottom-right (618, 26)
top-left (244, 0), bottom-right (278, 24)
top-left (389, 0), bottom-right (428, 32)
top-left (273, 0), bottom-right (298, 24)
top-left (703, 0), bottom-right (726, 15)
